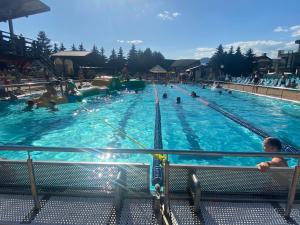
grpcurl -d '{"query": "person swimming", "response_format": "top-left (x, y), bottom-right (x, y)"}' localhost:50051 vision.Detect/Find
top-left (48, 100), bottom-right (59, 112)
top-left (202, 85), bottom-right (206, 89)
top-left (257, 137), bottom-right (287, 172)
top-left (176, 97), bottom-right (181, 104)
top-left (162, 93), bottom-right (168, 99)
top-left (23, 100), bottom-right (35, 112)
top-left (218, 90), bottom-right (222, 94)
top-left (228, 90), bottom-right (232, 94)
top-left (191, 91), bottom-right (198, 98)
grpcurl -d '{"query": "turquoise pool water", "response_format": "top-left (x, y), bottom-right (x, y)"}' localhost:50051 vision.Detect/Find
top-left (0, 84), bottom-right (299, 166)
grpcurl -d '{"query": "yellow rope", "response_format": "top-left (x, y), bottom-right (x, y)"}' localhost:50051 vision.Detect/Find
top-left (100, 118), bottom-right (166, 161)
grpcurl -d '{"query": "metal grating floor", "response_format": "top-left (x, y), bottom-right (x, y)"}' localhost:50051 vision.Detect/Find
top-left (2, 194), bottom-right (300, 225)
top-left (0, 194), bottom-right (37, 225)
top-left (119, 199), bottom-right (159, 225)
top-left (32, 196), bottom-right (117, 225)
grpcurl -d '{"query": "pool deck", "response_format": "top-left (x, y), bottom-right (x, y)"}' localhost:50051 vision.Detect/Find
top-left (1, 193), bottom-right (300, 225)
top-left (223, 83), bottom-right (300, 104)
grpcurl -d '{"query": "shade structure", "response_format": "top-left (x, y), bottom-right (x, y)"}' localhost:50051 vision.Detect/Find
top-left (149, 65), bottom-right (167, 74)
top-left (0, 0), bottom-right (50, 22)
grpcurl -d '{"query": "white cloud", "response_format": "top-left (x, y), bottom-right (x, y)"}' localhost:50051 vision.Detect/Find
top-left (194, 40), bottom-right (298, 59)
top-left (127, 40), bottom-right (143, 45)
top-left (290, 25), bottom-right (300, 37)
top-left (158, 11), bottom-right (181, 20)
top-left (273, 24), bottom-right (300, 37)
top-left (194, 47), bottom-right (216, 59)
top-left (274, 26), bottom-right (289, 32)
top-left (117, 39), bottom-right (143, 45)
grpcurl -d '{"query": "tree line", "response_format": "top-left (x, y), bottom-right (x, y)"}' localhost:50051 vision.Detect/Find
top-left (36, 31), bottom-right (166, 74)
top-left (209, 44), bottom-right (257, 77)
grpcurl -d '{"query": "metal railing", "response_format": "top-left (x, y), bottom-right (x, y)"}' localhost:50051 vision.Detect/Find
top-left (0, 145), bottom-right (300, 218)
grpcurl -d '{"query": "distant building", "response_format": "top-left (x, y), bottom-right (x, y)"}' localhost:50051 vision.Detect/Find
top-left (51, 51), bottom-right (102, 77)
top-left (254, 53), bottom-right (272, 74)
top-left (171, 59), bottom-right (200, 75)
top-left (273, 40), bottom-right (300, 75)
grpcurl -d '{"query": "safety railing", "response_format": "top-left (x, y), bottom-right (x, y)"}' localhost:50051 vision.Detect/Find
top-left (0, 145), bottom-right (300, 218)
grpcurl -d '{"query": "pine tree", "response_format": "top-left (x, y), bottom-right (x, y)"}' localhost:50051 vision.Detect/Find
top-left (53, 43), bottom-right (59, 53)
top-left (109, 48), bottom-right (118, 74)
top-left (117, 47), bottom-right (126, 72)
top-left (78, 43), bottom-right (85, 51)
top-left (36, 31), bottom-right (52, 56)
top-left (92, 45), bottom-right (99, 54)
top-left (99, 47), bottom-right (107, 65)
top-left (127, 44), bottom-right (138, 73)
top-left (71, 44), bottom-right (77, 51)
top-left (59, 43), bottom-right (66, 51)
top-left (245, 48), bottom-right (256, 75)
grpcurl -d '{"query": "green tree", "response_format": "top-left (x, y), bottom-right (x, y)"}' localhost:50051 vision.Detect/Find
top-left (108, 48), bottom-right (118, 73)
top-left (209, 44), bottom-right (225, 77)
top-left (71, 44), bottom-right (77, 51)
top-left (53, 43), bottom-right (59, 53)
top-left (36, 31), bottom-right (52, 56)
top-left (127, 44), bottom-right (138, 73)
top-left (59, 43), bottom-right (66, 51)
top-left (117, 47), bottom-right (126, 72)
top-left (78, 43), bottom-right (85, 51)
top-left (92, 45), bottom-right (99, 54)
top-left (245, 48), bottom-right (256, 75)
top-left (99, 47), bottom-right (107, 65)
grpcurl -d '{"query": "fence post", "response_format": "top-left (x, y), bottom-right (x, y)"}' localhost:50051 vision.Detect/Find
top-left (285, 166), bottom-right (300, 217)
top-left (164, 160), bottom-right (170, 216)
top-left (26, 152), bottom-right (40, 210)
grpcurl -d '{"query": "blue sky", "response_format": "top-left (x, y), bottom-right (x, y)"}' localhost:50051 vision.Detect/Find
top-left (1, 0), bottom-right (300, 59)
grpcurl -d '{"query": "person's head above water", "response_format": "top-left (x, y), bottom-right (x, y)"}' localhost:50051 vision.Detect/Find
top-left (218, 90), bottom-right (222, 94)
top-left (263, 137), bottom-right (282, 153)
top-left (176, 97), bottom-right (181, 104)
top-left (162, 93), bottom-right (167, 98)
top-left (27, 100), bottom-right (35, 107)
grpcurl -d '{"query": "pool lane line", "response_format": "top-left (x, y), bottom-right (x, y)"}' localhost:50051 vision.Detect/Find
top-left (174, 85), bottom-right (299, 153)
top-left (152, 84), bottom-right (165, 186)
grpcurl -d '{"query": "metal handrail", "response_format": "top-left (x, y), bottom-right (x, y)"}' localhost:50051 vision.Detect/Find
top-left (0, 145), bottom-right (300, 158)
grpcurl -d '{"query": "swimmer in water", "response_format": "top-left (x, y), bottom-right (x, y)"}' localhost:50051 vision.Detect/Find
top-left (176, 97), bottom-right (181, 104)
top-left (48, 101), bottom-right (59, 112)
top-left (218, 90), bottom-right (222, 94)
top-left (257, 137), bottom-right (287, 172)
top-left (23, 100), bottom-right (35, 112)
top-left (191, 91), bottom-right (198, 98)
top-left (162, 93), bottom-right (168, 99)
top-left (228, 90), bottom-right (232, 94)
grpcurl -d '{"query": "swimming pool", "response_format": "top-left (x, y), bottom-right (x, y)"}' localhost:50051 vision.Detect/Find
top-left (0, 84), bottom-right (299, 166)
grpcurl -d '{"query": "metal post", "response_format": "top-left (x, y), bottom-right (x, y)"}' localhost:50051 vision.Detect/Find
top-left (8, 19), bottom-right (14, 38)
top-left (163, 160), bottom-right (170, 215)
top-left (285, 166), bottom-right (300, 217)
top-left (26, 153), bottom-right (41, 210)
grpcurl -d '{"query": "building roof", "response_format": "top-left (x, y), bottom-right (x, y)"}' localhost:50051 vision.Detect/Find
top-left (51, 51), bottom-right (92, 57)
top-left (0, 0), bottom-right (50, 22)
top-left (149, 65), bottom-right (167, 73)
top-left (171, 59), bottom-right (200, 68)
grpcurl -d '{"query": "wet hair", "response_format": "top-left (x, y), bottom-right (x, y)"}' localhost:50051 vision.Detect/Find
top-left (218, 90), bottom-right (222, 94)
top-left (176, 97), bottom-right (181, 103)
top-left (27, 100), bottom-right (34, 106)
top-left (228, 91), bottom-right (232, 94)
top-left (162, 93), bottom-right (167, 98)
top-left (264, 137), bottom-right (282, 151)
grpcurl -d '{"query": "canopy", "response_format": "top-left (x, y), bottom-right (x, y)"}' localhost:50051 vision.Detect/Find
top-left (149, 65), bottom-right (167, 74)
top-left (0, 0), bottom-right (50, 22)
